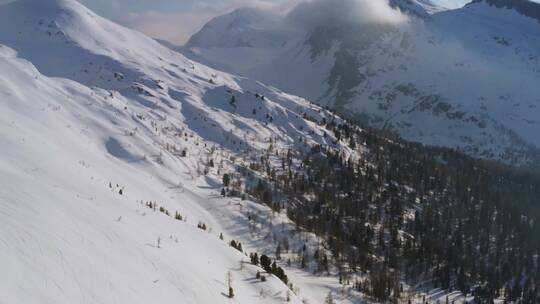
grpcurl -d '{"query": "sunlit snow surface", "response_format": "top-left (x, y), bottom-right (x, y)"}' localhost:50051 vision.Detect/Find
top-left (0, 0), bottom-right (361, 303)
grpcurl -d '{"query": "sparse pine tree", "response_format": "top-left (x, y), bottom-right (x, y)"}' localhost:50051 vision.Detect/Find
top-left (227, 270), bottom-right (234, 298)
top-left (251, 252), bottom-right (259, 265)
top-left (222, 173), bottom-right (230, 187)
top-left (261, 255), bottom-right (272, 273)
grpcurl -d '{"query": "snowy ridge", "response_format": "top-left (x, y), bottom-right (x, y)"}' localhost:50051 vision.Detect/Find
top-left (390, 0), bottom-right (445, 16)
top-left (470, 0), bottom-right (540, 22)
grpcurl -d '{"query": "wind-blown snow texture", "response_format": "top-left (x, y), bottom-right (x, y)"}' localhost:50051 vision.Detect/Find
top-left (183, 0), bottom-right (540, 167)
top-left (0, 0), bottom-right (359, 303)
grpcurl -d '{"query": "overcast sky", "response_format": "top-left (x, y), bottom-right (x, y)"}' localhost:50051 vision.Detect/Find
top-left (0, 0), bottom-right (483, 44)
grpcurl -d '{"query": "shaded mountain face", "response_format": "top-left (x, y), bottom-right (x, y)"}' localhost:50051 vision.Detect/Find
top-left (182, 0), bottom-right (540, 167)
top-left (303, 22), bottom-right (396, 107)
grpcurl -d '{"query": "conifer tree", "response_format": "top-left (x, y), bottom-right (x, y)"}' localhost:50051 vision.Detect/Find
top-left (227, 271), bottom-right (234, 298)
top-left (260, 255), bottom-right (272, 273)
top-left (222, 173), bottom-right (230, 187)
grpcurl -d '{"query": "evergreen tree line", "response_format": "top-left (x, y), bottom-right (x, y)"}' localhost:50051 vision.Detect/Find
top-left (250, 252), bottom-right (289, 285)
top-left (244, 118), bottom-right (540, 303)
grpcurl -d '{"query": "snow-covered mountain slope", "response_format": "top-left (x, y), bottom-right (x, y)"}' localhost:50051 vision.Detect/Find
top-left (182, 0), bottom-right (540, 167)
top-left (0, 0), bottom-right (349, 154)
top-left (0, 0), bottom-right (359, 303)
top-left (472, 0), bottom-right (540, 22)
top-left (0, 44), bottom-right (300, 304)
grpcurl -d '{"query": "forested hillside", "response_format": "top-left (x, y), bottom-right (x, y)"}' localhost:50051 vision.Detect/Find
top-left (226, 112), bottom-right (540, 303)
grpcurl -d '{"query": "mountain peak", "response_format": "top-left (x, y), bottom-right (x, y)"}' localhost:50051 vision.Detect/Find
top-left (0, 0), bottom-right (199, 84)
top-left (186, 7), bottom-right (288, 48)
top-left (229, 7), bottom-right (269, 18)
top-left (0, 0), bottom-right (95, 28)
top-left (195, 7), bottom-right (279, 32)
top-left (7, 0), bottom-right (85, 13)
top-left (389, 0), bottom-right (445, 17)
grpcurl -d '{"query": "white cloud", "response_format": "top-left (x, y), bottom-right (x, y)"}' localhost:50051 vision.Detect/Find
top-left (287, 0), bottom-right (409, 30)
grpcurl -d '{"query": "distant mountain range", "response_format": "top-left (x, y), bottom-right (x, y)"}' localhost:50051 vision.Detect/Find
top-left (181, 0), bottom-right (540, 168)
